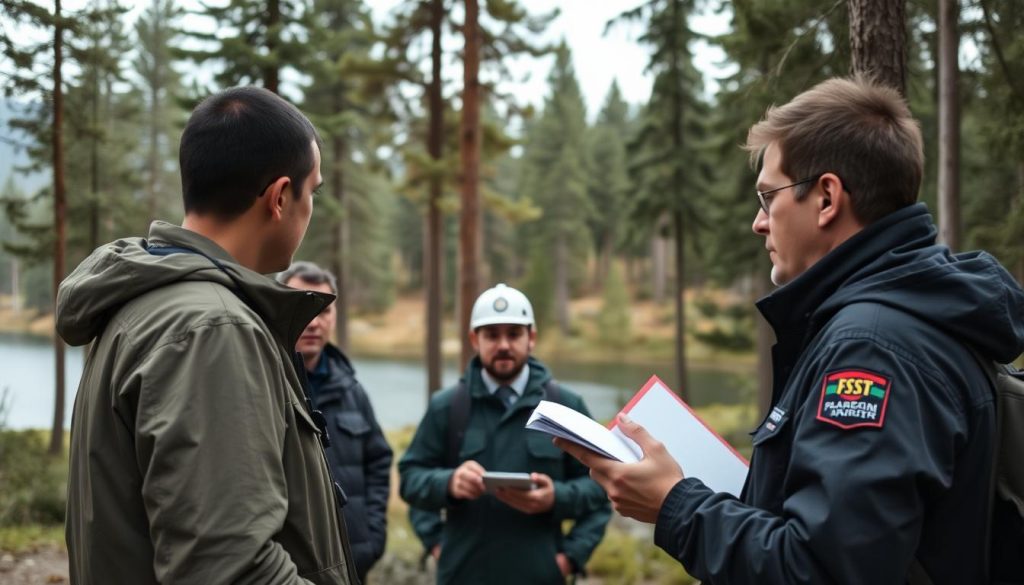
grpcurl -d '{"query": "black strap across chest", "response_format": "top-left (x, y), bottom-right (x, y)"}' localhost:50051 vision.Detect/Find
top-left (444, 377), bottom-right (561, 468)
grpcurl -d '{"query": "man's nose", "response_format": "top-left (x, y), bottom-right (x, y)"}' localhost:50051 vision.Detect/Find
top-left (752, 208), bottom-right (769, 235)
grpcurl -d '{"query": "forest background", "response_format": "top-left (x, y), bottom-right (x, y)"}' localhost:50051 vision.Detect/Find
top-left (1, 0), bottom-right (1023, 582)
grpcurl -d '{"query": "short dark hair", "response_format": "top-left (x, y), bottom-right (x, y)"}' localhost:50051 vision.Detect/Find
top-left (744, 76), bottom-right (924, 225)
top-left (277, 261), bottom-right (338, 295)
top-left (179, 86), bottom-right (322, 219)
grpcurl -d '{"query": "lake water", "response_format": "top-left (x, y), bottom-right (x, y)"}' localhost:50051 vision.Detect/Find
top-left (0, 332), bottom-right (755, 431)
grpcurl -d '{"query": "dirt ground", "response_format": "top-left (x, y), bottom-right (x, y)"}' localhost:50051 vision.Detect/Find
top-left (0, 546), bottom-right (69, 584)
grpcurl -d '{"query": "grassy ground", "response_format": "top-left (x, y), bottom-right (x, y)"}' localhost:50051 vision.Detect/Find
top-left (0, 422), bottom-right (735, 584)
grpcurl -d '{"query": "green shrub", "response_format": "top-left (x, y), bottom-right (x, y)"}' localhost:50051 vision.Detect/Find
top-left (0, 430), bottom-right (68, 526)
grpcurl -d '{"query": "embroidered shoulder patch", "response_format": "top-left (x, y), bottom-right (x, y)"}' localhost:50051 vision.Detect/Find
top-left (816, 369), bottom-right (891, 430)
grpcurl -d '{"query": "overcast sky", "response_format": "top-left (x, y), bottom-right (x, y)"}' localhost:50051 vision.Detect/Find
top-left (9, 0), bottom-right (732, 119)
top-left (367, 0), bottom-right (732, 120)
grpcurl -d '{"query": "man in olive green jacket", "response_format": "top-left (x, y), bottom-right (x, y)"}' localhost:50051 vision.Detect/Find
top-left (56, 87), bottom-right (358, 584)
top-left (400, 284), bottom-right (611, 584)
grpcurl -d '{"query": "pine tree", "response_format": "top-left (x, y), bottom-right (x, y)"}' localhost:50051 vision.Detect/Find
top-left (585, 81), bottom-right (631, 289)
top-left (300, 0), bottom-right (397, 348)
top-left (179, 0), bottom-right (309, 94)
top-left (518, 43), bottom-right (591, 336)
top-left (134, 0), bottom-right (184, 224)
top-left (611, 0), bottom-right (709, 398)
top-left (382, 0), bottom-right (451, 393)
top-left (709, 0), bottom-right (851, 411)
top-left (598, 261), bottom-right (631, 350)
top-left (964, 0), bottom-right (1024, 282)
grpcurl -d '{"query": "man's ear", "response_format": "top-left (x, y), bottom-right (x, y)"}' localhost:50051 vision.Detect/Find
top-left (469, 329), bottom-right (480, 353)
top-left (263, 177), bottom-right (291, 221)
top-left (817, 173), bottom-right (845, 228)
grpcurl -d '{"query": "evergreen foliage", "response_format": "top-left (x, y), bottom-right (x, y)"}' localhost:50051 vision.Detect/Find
top-left (517, 43), bottom-right (591, 334)
top-left (598, 261), bottom-right (631, 349)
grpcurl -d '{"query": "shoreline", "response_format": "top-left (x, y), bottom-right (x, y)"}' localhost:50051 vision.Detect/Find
top-left (0, 292), bottom-right (759, 370)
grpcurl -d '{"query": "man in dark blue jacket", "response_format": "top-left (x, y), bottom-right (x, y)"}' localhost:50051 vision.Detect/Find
top-left (557, 76), bottom-right (1024, 584)
top-left (280, 261), bottom-right (394, 582)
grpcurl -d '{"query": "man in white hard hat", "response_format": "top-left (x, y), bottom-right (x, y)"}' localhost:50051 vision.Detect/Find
top-left (399, 283), bottom-right (611, 584)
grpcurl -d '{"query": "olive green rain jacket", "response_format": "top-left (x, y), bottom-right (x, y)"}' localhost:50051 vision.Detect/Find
top-left (56, 221), bottom-right (358, 585)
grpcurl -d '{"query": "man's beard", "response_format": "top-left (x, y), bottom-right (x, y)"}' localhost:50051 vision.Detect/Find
top-left (482, 352), bottom-right (526, 383)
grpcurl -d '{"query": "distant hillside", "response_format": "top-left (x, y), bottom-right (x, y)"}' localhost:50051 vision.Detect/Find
top-left (1, 99), bottom-right (48, 196)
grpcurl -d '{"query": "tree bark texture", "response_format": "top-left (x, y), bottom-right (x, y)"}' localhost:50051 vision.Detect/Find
top-left (651, 226), bottom-right (667, 304)
top-left (424, 0), bottom-right (444, 395)
top-left (458, 0), bottom-right (482, 369)
top-left (50, 0), bottom-right (67, 456)
top-left (669, 0), bottom-right (688, 397)
top-left (672, 211), bottom-right (688, 401)
top-left (937, 0), bottom-right (961, 250)
top-left (264, 0), bottom-right (280, 93)
top-left (331, 133), bottom-right (349, 350)
top-left (554, 232), bottom-right (570, 335)
top-left (848, 0), bottom-right (908, 96)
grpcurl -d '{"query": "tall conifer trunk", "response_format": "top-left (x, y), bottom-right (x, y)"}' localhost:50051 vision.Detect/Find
top-left (424, 0), bottom-right (444, 395)
top-left (459, 0), bottom-right (482, 369)
top-left (331, 132), bottom-right (349, 350)
top-left (938, 0), bottom-right (961, 249)
top-left (265, 0), bottom-right (280, 93)
top-left (50, 0), bottom-right (67, 456)
top-left (849, 0), bottom-right (908, 95)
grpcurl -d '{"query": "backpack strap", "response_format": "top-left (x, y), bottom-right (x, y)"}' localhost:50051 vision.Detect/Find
top-left (542, 378), bottom-right (562, 404)
top-left (446, 378), bottom-right (472, 469)
top-left (445, 375), bottom-right (563, 468)
top-left (908, 347), bottom-right (1006, 585)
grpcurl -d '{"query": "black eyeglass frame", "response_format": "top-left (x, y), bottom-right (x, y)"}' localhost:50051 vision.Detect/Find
top-left (756, 175), bottom-right (822, 214)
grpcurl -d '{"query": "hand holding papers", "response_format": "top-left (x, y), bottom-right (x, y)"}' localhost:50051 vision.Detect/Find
top-left (526, 400), bottom-right (643, 463)
top-left (527, 375), bottom-right (749, 497)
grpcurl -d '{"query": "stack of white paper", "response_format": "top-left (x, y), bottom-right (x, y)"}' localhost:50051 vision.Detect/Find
top-left (526, 375), bottom-right (750, 497)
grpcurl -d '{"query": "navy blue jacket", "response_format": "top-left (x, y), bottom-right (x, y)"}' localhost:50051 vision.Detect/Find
top-left (654, 204), bottom-right (1024, 584)
top-left (309, 344), bottom-right (393, 582)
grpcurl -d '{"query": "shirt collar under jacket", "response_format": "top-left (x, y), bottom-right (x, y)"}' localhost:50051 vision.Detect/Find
top-left (481, 363), bottom-right (531, 398)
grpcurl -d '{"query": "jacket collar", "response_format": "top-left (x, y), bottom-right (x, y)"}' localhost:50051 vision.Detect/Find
top-left (756, 203), bottom-right (932, 346)
top-left (147, 221), bottom-right (335, 349)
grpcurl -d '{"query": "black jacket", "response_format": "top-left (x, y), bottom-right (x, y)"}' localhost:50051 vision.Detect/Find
top-left (309, 344), bottom-right (393, 582)
top-left (653, 204), bottom-right (1024, 584)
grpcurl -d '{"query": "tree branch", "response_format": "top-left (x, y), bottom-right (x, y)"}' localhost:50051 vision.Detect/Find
top-left (774, 0), bottom-right (845, 78)
top-left (978, 0), bottom-right (1024, 103)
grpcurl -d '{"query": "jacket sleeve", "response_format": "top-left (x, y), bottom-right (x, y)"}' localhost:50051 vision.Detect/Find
top-left (408, 506), bottom-right (444, 552)
top-left (398, 393), bottom-right (456, 511)
top-left (652, 337), bottom-right (968, 584)
top-left (358, 389), bottom-right (393, 565)
top-left (131, 322), bottom-right (314, 585)
top-left (554, 396), bottom-right (612, 571)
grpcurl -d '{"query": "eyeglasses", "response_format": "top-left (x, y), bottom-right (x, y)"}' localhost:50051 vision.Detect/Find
top-left (756, 175), bottom-right (821, 214)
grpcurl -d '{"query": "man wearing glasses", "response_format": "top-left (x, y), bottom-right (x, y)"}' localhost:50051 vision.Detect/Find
top-left (557, 76), bottom-right (1024, 584)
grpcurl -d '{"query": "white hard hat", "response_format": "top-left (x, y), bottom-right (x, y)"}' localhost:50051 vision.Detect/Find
top-left (470, 283), bottom-right (535, 330)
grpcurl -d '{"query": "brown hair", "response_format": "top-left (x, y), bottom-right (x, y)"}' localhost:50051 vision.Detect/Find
top-left (744, 76), bottom-right (924, 224)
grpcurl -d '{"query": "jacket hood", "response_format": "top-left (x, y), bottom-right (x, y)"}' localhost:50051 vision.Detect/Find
top-left (56, 221), bottom-right (333, 348)
top-left (758, 204), bottom-right (1024, 364)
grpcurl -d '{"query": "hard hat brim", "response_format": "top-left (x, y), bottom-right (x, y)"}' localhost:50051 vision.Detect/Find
top-left (470, 315), bottom-right (534, 330)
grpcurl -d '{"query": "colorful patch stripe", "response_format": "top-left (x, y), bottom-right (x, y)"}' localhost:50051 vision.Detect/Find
top-left (816, 368), bottom-right (892, 430)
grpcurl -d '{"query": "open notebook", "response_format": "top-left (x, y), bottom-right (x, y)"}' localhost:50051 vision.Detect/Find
top-left (526, 375), bottom-right (750, 497)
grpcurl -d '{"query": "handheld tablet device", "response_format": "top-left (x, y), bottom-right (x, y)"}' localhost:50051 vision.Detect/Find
top-left (482, 471), bottom-right (536, 491)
